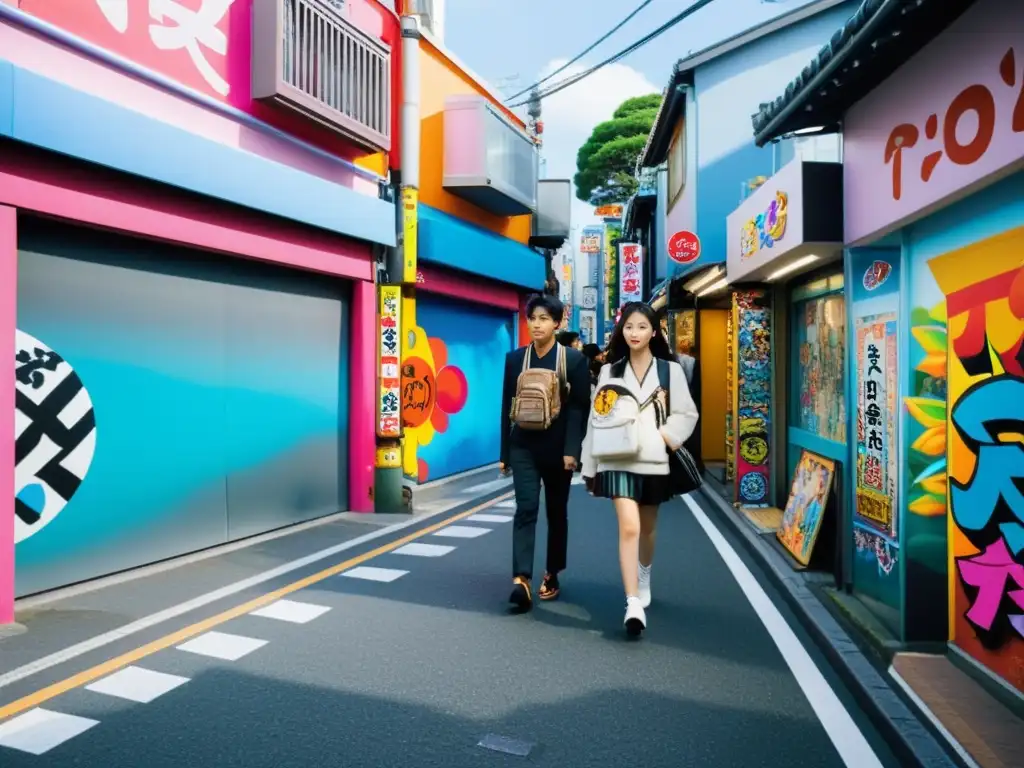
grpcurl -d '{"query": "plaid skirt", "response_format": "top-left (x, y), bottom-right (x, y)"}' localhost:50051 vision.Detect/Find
top-left (589, 470), bottom-right (675, 506)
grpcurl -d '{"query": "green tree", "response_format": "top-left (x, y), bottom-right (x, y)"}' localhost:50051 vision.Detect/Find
top-left (574, 94), bottom-right (661, 206)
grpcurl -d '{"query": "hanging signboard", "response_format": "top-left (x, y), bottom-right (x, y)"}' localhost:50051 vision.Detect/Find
top-left (854, 312), bottom-right (899, 534)
top-left (618, 243), bottom-right (642, 304)
top-left (668, 230), bottom-right (701, 265)
top-left (377, 285), bottom-right (402, 438)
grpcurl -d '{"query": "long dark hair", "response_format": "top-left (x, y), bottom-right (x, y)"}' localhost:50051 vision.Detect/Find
top-left (606, 302), bottom-right (673, 363)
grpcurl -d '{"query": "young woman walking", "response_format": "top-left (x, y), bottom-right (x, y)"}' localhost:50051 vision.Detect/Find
top-left (580, 303), bottom-right (699, 636)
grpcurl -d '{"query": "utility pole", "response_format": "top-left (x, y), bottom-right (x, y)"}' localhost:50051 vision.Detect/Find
top-left (374, 7), bottom-right (422, 514)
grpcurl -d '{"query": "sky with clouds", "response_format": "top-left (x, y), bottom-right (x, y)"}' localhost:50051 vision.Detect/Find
top-left (442, 0), bottom-right (818, 238)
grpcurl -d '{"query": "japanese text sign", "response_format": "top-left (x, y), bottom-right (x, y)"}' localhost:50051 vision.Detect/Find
top-left (20, 0), bottom-right (238, 99)
top-left (843, 0), bottom-right (1024, 244)
top-left (618, 243), bottom-right (643, 304)
top-left (378, 285), bottom-right (402, 438)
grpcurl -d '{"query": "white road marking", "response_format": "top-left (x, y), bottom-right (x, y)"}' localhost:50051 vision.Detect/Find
top-left (85, 665), bottom-right (189, 704)
top-left (493, 500), bottom-right (516, 509)
top-left (0, 708), bottom-right (99, 755)
top-left (176, 631), bottom-right (267, 661)
top-left (683, 495), bottom-right (884, 768)
top-left (342, 566), bottom-right (409, 583)
top-left (392, 543), bottom-right (456, 557)
top-left (466, 514), bottom-right (513, 523)
top-left (0, 491), bottom-right (513, 690)
top-left (250, 599), bottom-right (331, 625)
top-left (461, 478), bottom-right (513, 495)
top-left (431, 526), bottom-right (491, 539)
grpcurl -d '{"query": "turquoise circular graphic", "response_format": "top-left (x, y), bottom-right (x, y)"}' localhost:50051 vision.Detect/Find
top-left (14, 330), bottom-right (97, 544)
top-left (739, 471), bottom-right (767, 502)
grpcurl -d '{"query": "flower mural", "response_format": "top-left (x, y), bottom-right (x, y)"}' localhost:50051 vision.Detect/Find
top-left (401, 326), bottom-right (469, 482)
top-left (905, 300), bottom-right (949, 518)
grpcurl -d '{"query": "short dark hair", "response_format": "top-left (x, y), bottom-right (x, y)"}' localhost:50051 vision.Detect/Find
top-left (525, 293), bottom-right (564, 324)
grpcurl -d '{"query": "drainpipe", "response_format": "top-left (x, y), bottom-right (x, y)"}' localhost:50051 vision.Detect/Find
top-left (374, 11), bottom-right (421, 513)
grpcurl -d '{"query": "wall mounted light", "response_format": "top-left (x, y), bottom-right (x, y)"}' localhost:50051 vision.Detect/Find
top-left (696, 277), bottom-right (729, 297)
top-left (766, 254), bottom-right (819, 281)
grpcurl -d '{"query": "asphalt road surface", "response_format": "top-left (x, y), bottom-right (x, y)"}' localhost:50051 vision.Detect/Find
top-left (0, 486), bottom-right (903, 767)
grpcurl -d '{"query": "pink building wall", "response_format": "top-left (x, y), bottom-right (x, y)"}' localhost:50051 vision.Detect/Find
top-left (0, 206), bottom-right (14, 624)
top-left (418, 266), bottom-right (521, 312)
top-left (843, 0), bottom-right (1024, 245)
top-left (349, 281), bottom-right (377, 513)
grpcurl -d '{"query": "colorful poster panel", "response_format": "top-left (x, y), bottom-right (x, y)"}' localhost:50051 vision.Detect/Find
top-left (778, 450), bottom-right (837, 567)
top-left (734, 291), bottom-right (771, 506)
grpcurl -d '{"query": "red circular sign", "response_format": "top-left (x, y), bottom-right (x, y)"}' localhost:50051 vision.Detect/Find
top-left (668, 231), bottom-right (701, 264)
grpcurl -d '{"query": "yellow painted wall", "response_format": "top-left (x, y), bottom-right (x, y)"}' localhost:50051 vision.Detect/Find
top-left (419, 39), bottom-right (532, 243)
top-left (700, 310), bottom-right (728, 462)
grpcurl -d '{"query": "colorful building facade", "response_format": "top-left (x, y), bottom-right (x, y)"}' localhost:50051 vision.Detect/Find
top-left (753, 0), bottom-right (1023, 693)
top-left (398, 17), bottom-right (544, 484)
top-left (2, 0), bottom-right (400, 618)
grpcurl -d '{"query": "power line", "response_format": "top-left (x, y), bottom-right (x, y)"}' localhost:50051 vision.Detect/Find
top-left (508, 0), bottom-right (717, 108)
top-left (504, 0), bottom-right (657, 103)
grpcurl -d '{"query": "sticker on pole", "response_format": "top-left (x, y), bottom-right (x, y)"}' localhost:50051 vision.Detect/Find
top-left (668, 231), bottom-right (701, 264)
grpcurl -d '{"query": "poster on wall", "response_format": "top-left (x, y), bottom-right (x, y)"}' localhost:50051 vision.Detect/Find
top-left (778, 450), bottom-right (837, 567)
top-left (733, 290), bottom-right (771, 506)
top-left (855, 312), bottom-right (899, 536)
top-left (725, 306), bottom-right (736, 484)
top-left (378, 285), bottom-right (402, 438)
top-left (618, 243), bottom-right (642, 304)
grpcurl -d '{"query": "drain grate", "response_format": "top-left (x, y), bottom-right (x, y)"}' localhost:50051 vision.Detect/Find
top-left (477, 733), bottom-right (534, 757)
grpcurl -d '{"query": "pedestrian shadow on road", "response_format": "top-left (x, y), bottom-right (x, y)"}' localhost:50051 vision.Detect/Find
top-left (0, 663), bottom-right (863, 768)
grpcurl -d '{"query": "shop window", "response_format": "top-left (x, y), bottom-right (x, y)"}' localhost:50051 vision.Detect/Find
top-left (794, 293), bottom-right (846, 442)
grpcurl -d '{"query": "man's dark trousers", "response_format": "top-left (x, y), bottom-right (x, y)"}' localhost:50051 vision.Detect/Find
top-left (508, 444), bottom-right (572, 579)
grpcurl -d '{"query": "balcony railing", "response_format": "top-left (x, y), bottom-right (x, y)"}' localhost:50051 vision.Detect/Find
top-left (252, 0), bottom-right (392, 152)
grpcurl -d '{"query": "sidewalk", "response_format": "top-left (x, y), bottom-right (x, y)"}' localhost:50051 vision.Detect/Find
top-left (697, 484), bottom-right (1024, 768)
top-left (1, 466), bottom-right (511, 677)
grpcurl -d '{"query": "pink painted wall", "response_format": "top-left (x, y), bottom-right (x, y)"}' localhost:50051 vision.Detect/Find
top-left (0, 206), bottom-right (14, 624)
top-left (0, 11), bottom-right (381, 193)
top-left (843, 0), bottom-right (1024, 245)
top-left (349, 281), bottom-right (376, 513)
top-left (0, 148), bottom-right (373, 281)
top-left (418, 266), bottom-right (520, 312)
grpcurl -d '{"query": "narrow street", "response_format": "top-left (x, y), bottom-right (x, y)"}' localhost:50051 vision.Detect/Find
top-left (0, 485), bottom-right (900, 767)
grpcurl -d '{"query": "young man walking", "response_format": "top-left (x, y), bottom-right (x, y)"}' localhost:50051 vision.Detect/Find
top-left (499, 295), bottom-right (590, 612)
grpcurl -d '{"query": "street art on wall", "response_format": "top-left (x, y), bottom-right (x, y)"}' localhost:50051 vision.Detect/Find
top-left (14, 330), bottom-right (97, 544)
top-left (402, 295), bottom-right (511, 483)
top-left (733, 290), bottom-right (771, 506)
top-left (855, 313), bottom-right (899, 535)
top-left (909, 223), bottom-right (1023, 692)
top-left (725, 306), bottom-right (735, 484)
top-left (778, 450), bottom-right (836, 567)
top-left (740, 191), bottom-right (788, 259)
top-left (604, 224), bottom-right (621, 323)
top-left (797, 295), bottom-right (846, 443)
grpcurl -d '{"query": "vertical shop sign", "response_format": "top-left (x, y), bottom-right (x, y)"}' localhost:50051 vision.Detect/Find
top-left (725, 306), bottom-right (736, 483)
top-left (855, 314), bottom-right (899, 534)
top-left (378, 285), bottom-right (402, 438)
top-left (618, 243), bottom-right (642, 304)
top-left (604, 228), bottom-right (619, 323)
top-left (733, 290), bottom-right (772, 506)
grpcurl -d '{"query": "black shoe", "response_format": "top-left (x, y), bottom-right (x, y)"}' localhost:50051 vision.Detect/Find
top-left (539, 572), bottom-right (560, 601)
top-left (509, 576), bottom-right (532, 612)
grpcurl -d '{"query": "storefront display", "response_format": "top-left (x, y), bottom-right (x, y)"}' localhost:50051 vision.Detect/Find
top-left (796, 293), bottom-right (846, 443)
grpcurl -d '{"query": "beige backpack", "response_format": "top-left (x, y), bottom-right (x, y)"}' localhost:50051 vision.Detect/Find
top-left (510, 345), bottom-right (568, 431)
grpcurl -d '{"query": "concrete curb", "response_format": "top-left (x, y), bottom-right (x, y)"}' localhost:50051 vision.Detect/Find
top-left (697, 487), bottom-right (961, 768)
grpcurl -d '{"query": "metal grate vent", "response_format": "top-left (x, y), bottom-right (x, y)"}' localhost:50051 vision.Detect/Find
top-left (253, 0), bottom-right (392, 152)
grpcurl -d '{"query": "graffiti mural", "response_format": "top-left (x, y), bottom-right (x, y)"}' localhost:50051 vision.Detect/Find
top-left (914, 224), bottom-right (1023, 691)
top-left (15, 330), bottom-right (97, 544)
top-left (725, 302), bottom-right (735, 484)
top-left (733, 290), bottom-right (771, 506)
top-left (402, 295), bottom-right (511, 483)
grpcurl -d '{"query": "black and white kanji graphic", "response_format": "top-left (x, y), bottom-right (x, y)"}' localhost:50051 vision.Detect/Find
top-left (14, 330), bottom-right (97, 544)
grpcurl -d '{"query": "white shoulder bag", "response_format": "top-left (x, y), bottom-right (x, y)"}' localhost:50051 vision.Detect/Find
top-left (589, 383), bottom-right (641, 460)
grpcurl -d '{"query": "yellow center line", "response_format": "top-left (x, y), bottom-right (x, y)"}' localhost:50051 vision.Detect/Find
top-left (0, 492), bottom-right (513, 722)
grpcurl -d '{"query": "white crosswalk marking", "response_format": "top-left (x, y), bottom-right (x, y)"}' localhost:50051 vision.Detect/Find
top-left (342, 566), bottom-right (409, 582)
top-left (176, 631), bottom-right (267, 661)
top-left (0, 708), bottom-right (99, 755)
top-left (466, 514), bottom-right (513, 523)
top-left (250, 599), bottom-right (331, 624)
top-left (431, 525), bottom-right (491, 539)
top-left (85, 665), bottom-right (189, 703)
top-left (392, 543), bottom-right (456, 557)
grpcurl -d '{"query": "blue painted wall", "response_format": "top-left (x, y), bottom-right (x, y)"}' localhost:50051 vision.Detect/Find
top-left (14, 220), bottom-right (350, 596)
top-left (414, 294), bottom-right (514, 480)
top-left (691, 1), bottom-right (857, 267)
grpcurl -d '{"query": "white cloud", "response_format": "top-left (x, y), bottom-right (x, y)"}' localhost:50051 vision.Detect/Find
top-left (532, 59), bottom-right (659, 239)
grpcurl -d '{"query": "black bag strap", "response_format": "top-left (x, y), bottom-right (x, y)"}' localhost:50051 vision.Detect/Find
top-left (655, 358), bottom-right (671, 429)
